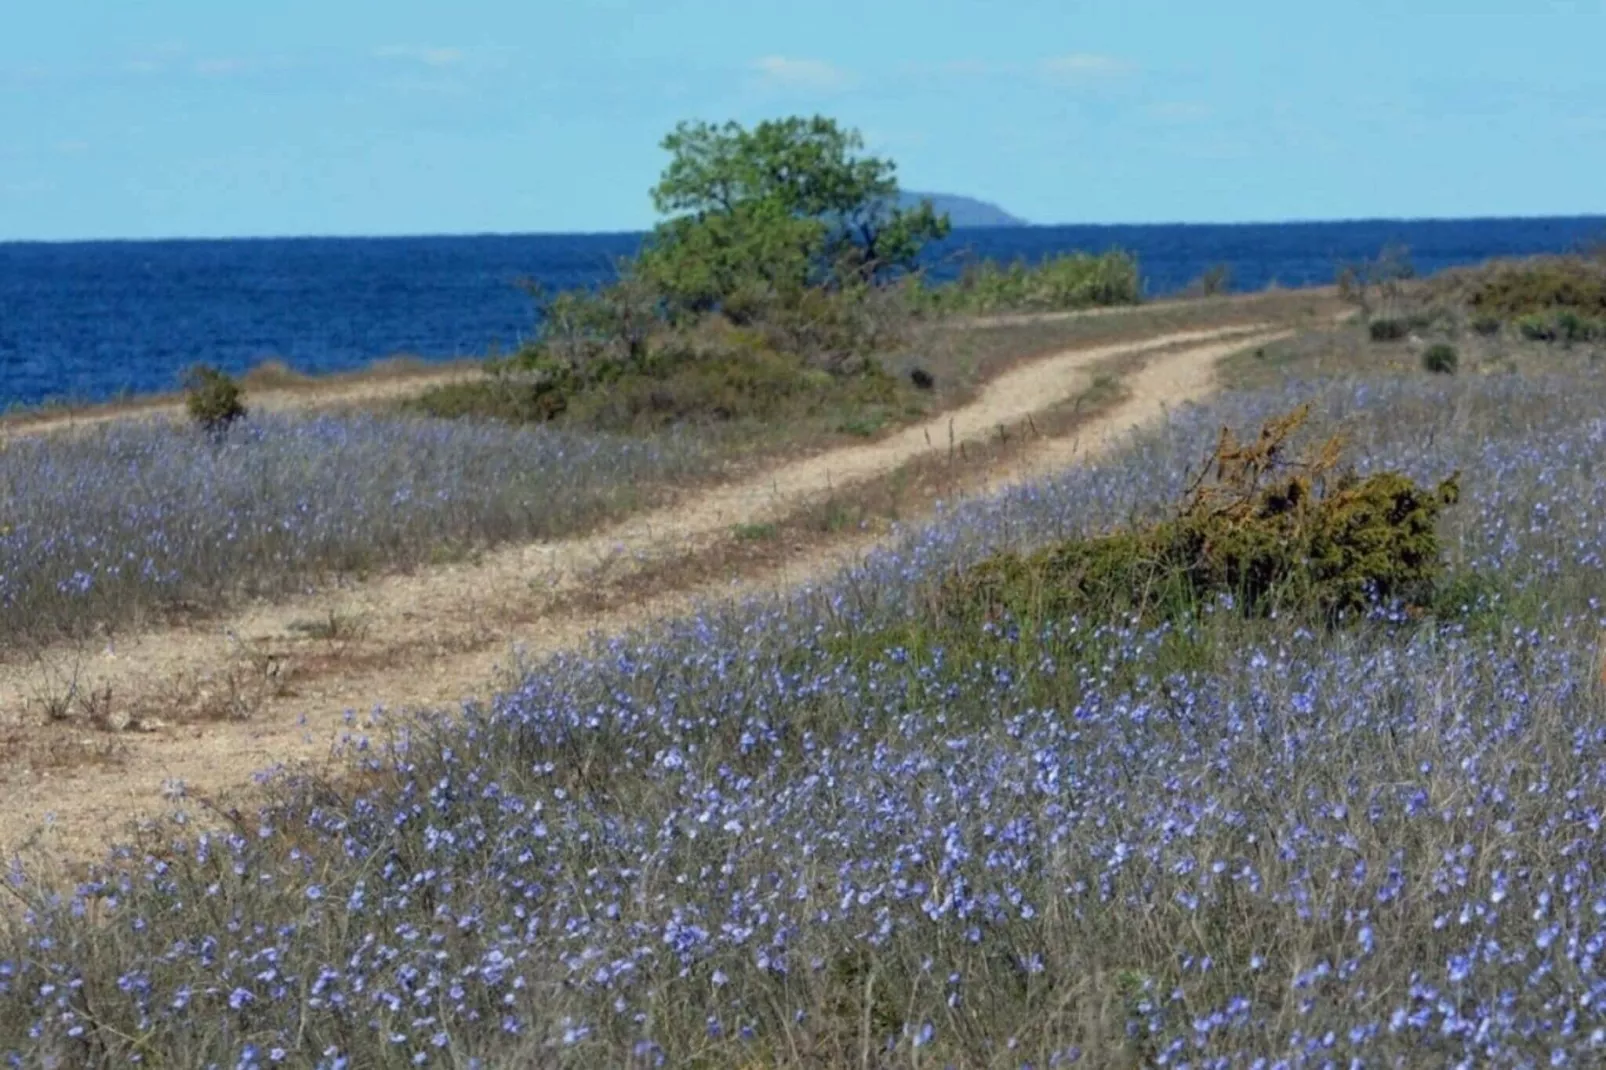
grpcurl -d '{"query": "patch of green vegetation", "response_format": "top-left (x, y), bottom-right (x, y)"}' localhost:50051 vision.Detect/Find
top-left (1367, 313), bottom-right (1435, 342)
top-left (1367, 318), bottom-right (1409, 342)
top-left (910, 250), bottom-right (1142, 315)
top-left (413, 334), bottom-right (912, 437)
top-left (182, 364), bottom-right (247, 436)
top-left (1515, 309), bottom-right (1603, 345)
top-left (405, 116), bottom-right (959, 438)
top-left (732, 522), bottom-right (779, 541)
top-left (1422, 343), bottom-right (1459, 374)
top-left (1453, 255), bottom-right (1606, 319)
top-left (941, 405), bottom-right (1460, 627)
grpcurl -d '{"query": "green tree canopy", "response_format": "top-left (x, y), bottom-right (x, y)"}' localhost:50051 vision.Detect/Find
top-left (639, 116), bottom-right (951, 319)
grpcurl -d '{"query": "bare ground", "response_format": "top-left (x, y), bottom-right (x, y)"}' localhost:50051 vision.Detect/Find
top-left (0, 321), bottom-right (1295, 861)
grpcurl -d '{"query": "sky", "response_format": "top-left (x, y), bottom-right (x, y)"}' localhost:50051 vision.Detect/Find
top-left (2, 0), bottom-right (1602, 241)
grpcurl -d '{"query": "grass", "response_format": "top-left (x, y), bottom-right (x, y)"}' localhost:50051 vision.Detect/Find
top-left (1221, 315), bottom-right (1606, 392)
top-left (8, 352), bottom-right (1606, 1064)
top-left (0, 412), bottom-right (707, 645)
top-left (732, 522), bottom-right (779, 542)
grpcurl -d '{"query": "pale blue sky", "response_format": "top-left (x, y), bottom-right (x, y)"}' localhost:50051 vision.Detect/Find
top-left (2, 1), bottom-right (1601, 241)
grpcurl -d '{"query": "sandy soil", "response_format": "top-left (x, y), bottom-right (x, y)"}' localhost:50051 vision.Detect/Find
top-left (0, 322), bottom-right (1290, 861)
top-left (0, 365), bottom-right (481, 441)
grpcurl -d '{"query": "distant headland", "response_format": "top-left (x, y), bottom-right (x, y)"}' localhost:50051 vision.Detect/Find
top-left (898, 192), bottom-right (1029, 228)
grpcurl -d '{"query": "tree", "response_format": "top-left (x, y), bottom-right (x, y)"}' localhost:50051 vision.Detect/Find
top-left (638, 116), bottom-right (951, 319)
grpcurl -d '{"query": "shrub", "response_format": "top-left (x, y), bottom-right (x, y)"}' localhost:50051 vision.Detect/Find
top-left (943, 404), bottom-right (1460, 624)
top-left (1472, 314), bottom-right (1503, 337)
top-left (914, 250), bottom-right (1142, 315)
top-left (752, 283), bottom-right (909, 373)
top-left (1186, 263), bottom-right (1233, 297)
top-left (182, 365), bottom-right (247, 435)
top-left (1456, 255), bottom-right (1606, 319)
top-left (1517, 313), bottom-right (1560, 343)
top-left (1422, 343), bottom-right (1459, 374)
top-left (1368, 318), bottom-right (1410, 342)
top-left (1556, 310), bottom-right (1601, 344)
top-left (1337, 242), bottom-right (1417, 313)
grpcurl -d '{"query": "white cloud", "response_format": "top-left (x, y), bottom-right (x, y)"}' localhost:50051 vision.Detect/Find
top-left (750, 55), bottom-right (855, 93)
top-left (1040, 53), bottom-right (1135, 82)
top-left (375, 45), bottom-right (467, 67)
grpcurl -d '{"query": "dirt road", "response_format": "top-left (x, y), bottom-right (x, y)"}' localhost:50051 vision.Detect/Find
top-left (0, 322), bottom-right (1290, 860)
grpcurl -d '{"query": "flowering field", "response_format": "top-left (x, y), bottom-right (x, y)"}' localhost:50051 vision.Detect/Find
top-left (5, 370), bottom-right (1606, 1067)
top-left (0, 414), bottom-right (705, 643)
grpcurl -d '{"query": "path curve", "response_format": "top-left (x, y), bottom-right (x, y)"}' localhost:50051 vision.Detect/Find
top-left (0, 324), bottom-right (1286, 859)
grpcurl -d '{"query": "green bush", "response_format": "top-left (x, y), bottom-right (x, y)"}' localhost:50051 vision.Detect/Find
top-left (943, 405), bottom-right (1460, 625)
top-left (1457, 255), bottom-right (1606, 319)
top-left (1513, 310), bottom-right (1604, 345)
top-left (1422, 343), bottom-right (1459, 374)
top-left (182, 365), bottom-right (247, 435)
top-left (1517, 313), bottom-right (1559, 342)
top-left (1368, 318), bottom-right (1410, 342)
top-left (413, 332), bottom-right (907, 435)
top-left (1556, 310), bottom-right (1601, 344)
top-left (914, 250), bottom-right (1142, 315)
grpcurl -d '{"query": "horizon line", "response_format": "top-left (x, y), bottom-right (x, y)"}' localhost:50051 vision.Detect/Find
top-left (3, 210), bottom-right (1604, 247)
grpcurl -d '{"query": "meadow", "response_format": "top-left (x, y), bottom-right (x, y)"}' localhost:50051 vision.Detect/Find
top-left (0, 414), bottom-right (705, 645)
top-left (5, 350), bottom-right (1606, 1065)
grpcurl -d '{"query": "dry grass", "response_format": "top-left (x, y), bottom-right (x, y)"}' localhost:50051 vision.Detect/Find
top-left (1221, 316), bottom-right (1606, 391)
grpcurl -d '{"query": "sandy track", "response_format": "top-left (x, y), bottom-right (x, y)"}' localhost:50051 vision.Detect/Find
top-left (0, 324), bottom-right (1286, 859)
top-left (0, 367), bottom-right (481, 441)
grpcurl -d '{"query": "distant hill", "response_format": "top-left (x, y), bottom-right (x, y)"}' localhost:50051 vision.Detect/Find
top-left (898, 191), bottom-right (1028, 228)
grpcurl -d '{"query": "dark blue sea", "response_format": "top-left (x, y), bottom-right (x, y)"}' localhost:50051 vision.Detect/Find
top-left (2, 216), bottom-right (1603, 408)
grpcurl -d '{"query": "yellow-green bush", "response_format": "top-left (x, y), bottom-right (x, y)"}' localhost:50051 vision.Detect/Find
top-left (913, 250), bottom-right (1142, 315)
top-left (183, 365), bottom-right (247, 436)
top-left (1440, 255), bottom-right (1606, 319)
top-left (944, 405), bottom-right (1460, 624)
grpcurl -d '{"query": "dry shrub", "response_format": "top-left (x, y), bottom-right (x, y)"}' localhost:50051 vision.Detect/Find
top-left (946, 404), bottom-right (1460, 623)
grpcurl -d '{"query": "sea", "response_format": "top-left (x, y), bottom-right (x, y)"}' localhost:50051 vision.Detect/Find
top-left (2, 215), bottom-right (1602, 409)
